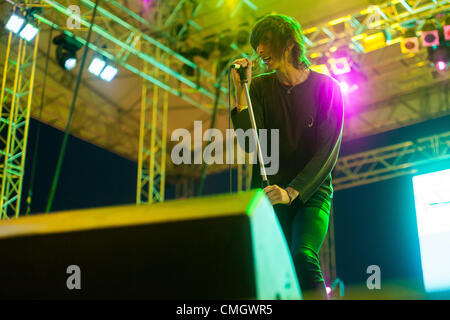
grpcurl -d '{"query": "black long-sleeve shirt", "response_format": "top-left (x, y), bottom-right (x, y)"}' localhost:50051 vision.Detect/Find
top-left (231, 70), bottom-right (344, 204)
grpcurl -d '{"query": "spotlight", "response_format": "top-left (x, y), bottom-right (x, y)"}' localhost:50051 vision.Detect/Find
top-left (5, 10), bottom-right (39, 41)
top-left (53, 34), bottom-right (83, 71)
top-left (339, 81), bottom-right (358, 94)
top-left (421, 30), bottom-right (439, 47)
top-left (401, 29), bottom-right (419, 54)
top-left (100, 65), bottom-right (118, 82)
top-left (328, 57), bottom-right (351, 75)
top-left (19, 23), bottom-right (39, 41)
top-left (444, 25), bottom-right (450, 41)
top-left (88, 56), bottom-right (119, 81)
top-left (339, 81), bottom-right (349, 93)
top-left (5, 14), bottom-right (25, 34)
top-left (88, 57), bottom-right (106, 76)
top-left (428, 45), bottom-right (449, 72)
top-left (421, 21), bottom-right (440, 47)
top-left (436, 60), bottom-right (447, 71)
top-left (64, 57), bottom-right (77, 71)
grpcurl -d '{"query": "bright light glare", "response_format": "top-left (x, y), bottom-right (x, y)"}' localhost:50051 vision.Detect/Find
top-left (412, 169), bottom-right (450, 293)
top-left (339, 81), bottom-right (349, 93)
top-left (339, 81), bottom-right (358, 94)
top-left (19, 23), bottom-right (39, 41)
top-left (329, 57), bottom-right (351, 75)
top-left (5, 14), bottom-right (25, 34)
top-left (100, 65), bottom-right (118, 81)
top-left (436, 61), bottom-right (447, 71)
top-left (64, 57), bottom-right (77, 70)
top-left (88, 58), bottom-right (106, 76)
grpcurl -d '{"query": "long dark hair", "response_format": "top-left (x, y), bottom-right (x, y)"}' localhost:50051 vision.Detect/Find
top-left (250, 14), bottom-right (310, 69)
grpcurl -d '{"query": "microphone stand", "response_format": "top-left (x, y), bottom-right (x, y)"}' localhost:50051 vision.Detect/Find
top-left (234, 65), bottom-right (270, 188)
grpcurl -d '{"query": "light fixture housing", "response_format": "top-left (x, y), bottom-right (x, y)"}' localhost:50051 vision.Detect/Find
top-left (99, 65), bottom-right (118, 82)
top-left (5, 14), bottom-right (25, 34)
top-left (53, 34), bottom-right (82, 71)
top-left (401, 37), bottom-right (419, 53)
top-left (444, 25), bottom-right (450, 41)
top-left (19, 23), bottom-right (39, 41)
top-left (328, 57), bottom-right (351, 75)
top-left (421, 30), bottom-right (440, 47)
top-left (88, 57), bottom-right (106, 76)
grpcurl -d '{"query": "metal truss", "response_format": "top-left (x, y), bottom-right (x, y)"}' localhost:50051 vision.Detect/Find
top-left (137, 44), bottom-right (169, 204)
top-left (344, 79), bottom-right (450, 140)
top-left (0, 31), bottom-right (140, 162)
top-left (0, 25), bottom-right (40, 219)
top-left (303, 0), bottom-right (450, 55)
top-left (334, 131), bottom-right (450, 191)
top-left (30, 0), bottom-right (229, 113)
top-left (137, 1), bottom-right (178, 204)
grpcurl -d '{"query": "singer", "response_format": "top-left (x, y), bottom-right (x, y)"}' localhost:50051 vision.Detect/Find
top-left (231, 14), bottom-right (344, 299)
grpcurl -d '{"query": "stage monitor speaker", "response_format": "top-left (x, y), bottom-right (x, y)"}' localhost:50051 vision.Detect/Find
top-left (0, 190), bottom-right (301, 299)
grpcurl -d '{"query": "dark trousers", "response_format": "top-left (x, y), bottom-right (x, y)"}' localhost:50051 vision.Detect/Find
top-left (273, 191), bottom-right (331, 300)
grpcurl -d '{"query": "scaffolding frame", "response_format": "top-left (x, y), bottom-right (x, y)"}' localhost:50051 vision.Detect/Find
top-left (0, 25), bottom-right (40, 219)
top-left (334, 131), bottom-right (450, 190)
top-left (137, 44), bottom-right (169, 204)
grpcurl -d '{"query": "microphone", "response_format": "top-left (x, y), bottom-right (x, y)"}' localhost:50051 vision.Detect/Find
top-left (231, 64), bottom-right (248, 82)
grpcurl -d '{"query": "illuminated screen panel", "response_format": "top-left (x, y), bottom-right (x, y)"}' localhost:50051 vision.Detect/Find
top-left (412, 169), bottom-right (450, 293)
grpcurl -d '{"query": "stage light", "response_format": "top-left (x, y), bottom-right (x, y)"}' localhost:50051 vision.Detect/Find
top-left (88, 56), bottom-right (119, 81)
top-left (436, 61), bottom-right (447, 71)
top-left (100, 65), bottom-right (118, 82)
top-left (18, 23), bottom-right (39, 41)
top-left (64, 57), bottom-right (77, 70)
top-left (339, 81), bottom-right (349, 93)
top-left (428, 45), bottom-right (449, 73)
top-left (445, 14), bottom-right (450, 40)
top-left (401, 37), bottom-right (419, 53)
top-left (339, 80), bottom-right (359, 94)
top-left (401, 29), bottom-right (419, 54)
top-left (88, 57), bottom-right (106, 76)
top-left (5, 14), bottom-right (25, 34)
top-left (421, 30), bottom-right (439, 47)
top-left (445, 25), bottom-right (450, 41)
top-left (421, 21), bottom-right (440, 47)
top-left (53, 34), bottom-right (82, 71)
top-left (328, 57), bottom-right (351, 75)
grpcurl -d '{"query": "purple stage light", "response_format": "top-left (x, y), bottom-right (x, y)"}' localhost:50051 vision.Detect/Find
top-left (339, 81), bottom-right (349, 93)
top-left (329, 57), bottom-right (351, 75)
top-left (339, 80), bottom-right (359, 94)
top-left (436, 61), bottom-right (447, 71)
